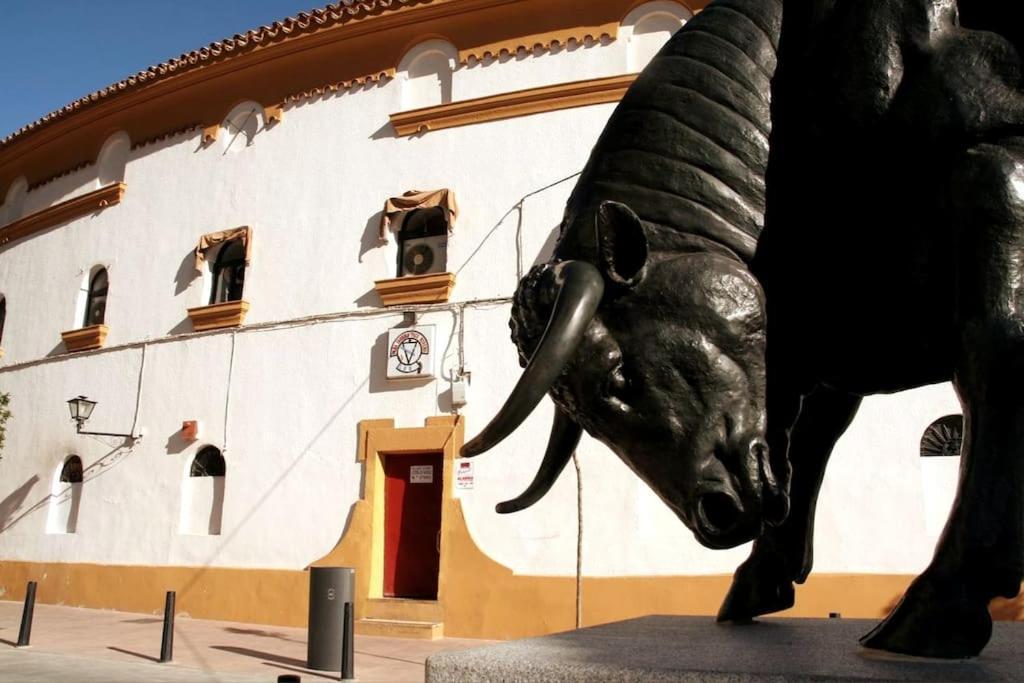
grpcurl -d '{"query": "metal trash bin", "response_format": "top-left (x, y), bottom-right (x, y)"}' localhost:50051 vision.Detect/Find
top-left (307, 566), bottom-right (355, 672)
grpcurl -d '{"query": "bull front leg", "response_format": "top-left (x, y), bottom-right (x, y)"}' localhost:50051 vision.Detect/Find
top-left (862, 139), bottom-right (1024, 658)
top-left (719, 385), bottom-right (862, 622)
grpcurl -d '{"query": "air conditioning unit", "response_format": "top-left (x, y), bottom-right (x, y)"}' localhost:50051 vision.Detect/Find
top-left (400, 235), bottom-right (447, 277)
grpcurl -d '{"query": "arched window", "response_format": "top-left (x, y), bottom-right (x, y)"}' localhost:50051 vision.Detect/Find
top-left (182, 446), bottom-right (226, 535)
top-left (1, 177), bottom-right (28, 228)
top-left (210, 240), bottom-right (246, 304)
top-left (84, 267), bottom-right (108, 326)
top-left (60, 455), bottom-right (84, 483)
top-left (623, 2), bottom-right (691, 72)
top-left (97, 132), bottom-right (130, 186)
top-left (921, 415), bottom-right (963, 457)
top-left (48, 455), bottom-right (83, 534)
top-left (191, 446), bottom-right (226, 477)
top-left (221, 102), bottom-right (264, 153)
top-left (399, 41), bottom-right (457, 110)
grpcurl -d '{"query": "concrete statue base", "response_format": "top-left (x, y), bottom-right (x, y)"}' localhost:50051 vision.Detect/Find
top-left (426, 615), bottom-right (1024, 682)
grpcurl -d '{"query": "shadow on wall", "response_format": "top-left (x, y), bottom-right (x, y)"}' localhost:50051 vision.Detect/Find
top-left (0, 442), bottom-right (135, 534)
top-left (368, 331), bottom-right (432, 394)
top-left (0, 475), bottom-right (38, 531)
top-left (174, 248), bottom-right (198, 296)
top-left (165, 430), bottom-right (192, 455)
top-left (170, 377), bottom-right (369, 603)
top-left (359, 210), bottom-right (384, 263)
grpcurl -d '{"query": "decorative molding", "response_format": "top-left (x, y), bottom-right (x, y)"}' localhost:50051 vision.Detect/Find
top-left (28, 161), bottom-right (94, 192)
top-left (131, 124), bottom-right (202, 151)
top-left (187, 300), bottom-right (251, 332)
top-left (374, 272), bottom-right (456, 306)
top-left (202, 125), bottom-right (220, 144)
top-left (390, 73), bottom-right (636, 136)
top-left (61, 324), bottom-right (109, 353)
top-left (458, 23), bottom-right (619, 63)
top-left (282, 70), bottom-right (395, 107)
top-left (263, 104), bottom-right (284, 125)
top-left (0, 183), bottom-right (126, 248)
top-left (0, 0), bottom-right (708, 192)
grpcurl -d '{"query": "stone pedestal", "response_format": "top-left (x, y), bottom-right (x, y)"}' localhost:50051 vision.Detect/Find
top-left (426, 615), bottom-right (1024, 682)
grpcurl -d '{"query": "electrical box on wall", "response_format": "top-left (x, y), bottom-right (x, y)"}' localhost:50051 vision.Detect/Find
top-left (182, 420), bottom-right (200, 441)
top-left (386, 325), bottom-right (436, 380)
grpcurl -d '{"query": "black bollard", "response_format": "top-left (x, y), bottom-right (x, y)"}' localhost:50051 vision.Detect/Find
top-left (341, 601), bottom-right (354, 681)
top-left (16, 581), bottom-right (37, 647)
top-left (159, 591), bottom-right (176, 663)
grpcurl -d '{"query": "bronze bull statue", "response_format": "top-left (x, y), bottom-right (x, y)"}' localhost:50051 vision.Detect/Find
top-left (464, 0), bottom-right (1024, 658)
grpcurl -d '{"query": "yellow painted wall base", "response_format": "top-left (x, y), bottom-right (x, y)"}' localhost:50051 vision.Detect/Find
top-left (4, 416), bottom-right (1022, 637)
top-left (0, 561), bottom-right (309, 627)
top-left (1, 556), bottom-right (1022, 638)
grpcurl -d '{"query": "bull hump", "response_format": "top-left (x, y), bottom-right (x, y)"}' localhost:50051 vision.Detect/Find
top-left (559, 0), bottom-right (780, 264)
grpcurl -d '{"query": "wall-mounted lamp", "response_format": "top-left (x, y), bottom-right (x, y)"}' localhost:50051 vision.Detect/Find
top-left (66, 396), bottom-right (139, 440)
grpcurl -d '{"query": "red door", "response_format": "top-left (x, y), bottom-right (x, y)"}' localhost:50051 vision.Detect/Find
top-left (383, 453), bottom-right (443, 599)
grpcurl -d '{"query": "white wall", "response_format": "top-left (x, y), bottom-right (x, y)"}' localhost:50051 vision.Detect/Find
top-left (0, 18), bottom-right (964, 579)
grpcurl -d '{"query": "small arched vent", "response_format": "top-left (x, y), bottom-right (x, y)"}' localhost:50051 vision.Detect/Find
top-left (191, 446), bottom-right (226, 477)
top-left (920, 415), bottom-right (963, 458)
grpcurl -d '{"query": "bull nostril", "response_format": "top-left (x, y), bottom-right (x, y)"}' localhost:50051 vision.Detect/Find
top-left (698, 492), bottom-right (742, 536)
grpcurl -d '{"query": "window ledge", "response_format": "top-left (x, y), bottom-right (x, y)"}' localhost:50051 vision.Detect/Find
top-left (388, 74), bottom-right (636, 137)
top-left (61, 324), bottom-right (109, 352)
top-left (187, 300), bottom-right (250, 331)
top-left (374, 272), bottom-right (455, 306)
top-left (0, 183), bottom-right (127, 249)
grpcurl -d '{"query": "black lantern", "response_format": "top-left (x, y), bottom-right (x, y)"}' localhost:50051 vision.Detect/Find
top-left (66, 395), bottom-right (137, 439)
top-left (66, 396), bottom-right (97, 427)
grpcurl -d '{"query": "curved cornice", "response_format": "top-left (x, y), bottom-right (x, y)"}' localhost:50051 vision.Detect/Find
top-left (0, 0), bottom-right (706, 193)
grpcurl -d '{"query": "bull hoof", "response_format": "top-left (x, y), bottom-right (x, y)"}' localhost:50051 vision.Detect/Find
top-left (860, 575), bottom-right (992, 658)
top-left (717, 556), bottom-right (795, 623)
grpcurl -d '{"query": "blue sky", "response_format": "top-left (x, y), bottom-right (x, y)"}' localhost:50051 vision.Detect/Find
top-left (0, 0), bottom-right (323, 139)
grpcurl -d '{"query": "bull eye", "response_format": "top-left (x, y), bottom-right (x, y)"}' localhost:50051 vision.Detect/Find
top-left (604, 363), bottom-right (628, 397)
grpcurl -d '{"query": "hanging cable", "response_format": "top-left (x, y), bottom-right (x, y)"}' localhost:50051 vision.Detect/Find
top-left (222, 332), bottom-right (237, 454)
top-left (129, 343), bottom-right (147, 437)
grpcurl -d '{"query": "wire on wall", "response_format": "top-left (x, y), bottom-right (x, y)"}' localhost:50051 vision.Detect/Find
top-left (129, 343), bottom-right (147, 437)
top-left (222, 331), bottom-right (237, 454)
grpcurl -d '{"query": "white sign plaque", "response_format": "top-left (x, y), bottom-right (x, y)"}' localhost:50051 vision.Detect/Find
top-left (456, 461), bottom-right (474, 490)
top-left (410, 465), bottom-right (433, 484)
top-left (386, 325), bottom-right (436, 380)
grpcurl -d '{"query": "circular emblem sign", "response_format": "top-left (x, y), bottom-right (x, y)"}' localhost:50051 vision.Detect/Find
top-left (389, 330), bottom-right (430, 374)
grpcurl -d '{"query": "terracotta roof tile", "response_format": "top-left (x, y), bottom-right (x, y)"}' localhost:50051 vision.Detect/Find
top-left (0, 0), bottom-right (427, 151)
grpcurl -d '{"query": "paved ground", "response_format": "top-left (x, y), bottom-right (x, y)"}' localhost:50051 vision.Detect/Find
top-left (0, 600), bottom-right (493, 682)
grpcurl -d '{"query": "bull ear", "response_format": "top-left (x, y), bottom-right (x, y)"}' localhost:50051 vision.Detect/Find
top-left (596, 201), bottom-right (649, 288)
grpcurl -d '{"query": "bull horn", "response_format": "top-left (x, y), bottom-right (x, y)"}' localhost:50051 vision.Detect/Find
top-left (462, 260), bottom-right (604, 457)
top-left (495, 408), bottom-right (582, 514)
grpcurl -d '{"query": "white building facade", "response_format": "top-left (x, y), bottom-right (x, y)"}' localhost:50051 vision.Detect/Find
top-left (0, 0), bottom-right (974, 639)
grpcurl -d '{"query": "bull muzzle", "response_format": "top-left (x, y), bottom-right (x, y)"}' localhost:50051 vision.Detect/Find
top-left (692, 436), bottom-right (785, 548)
